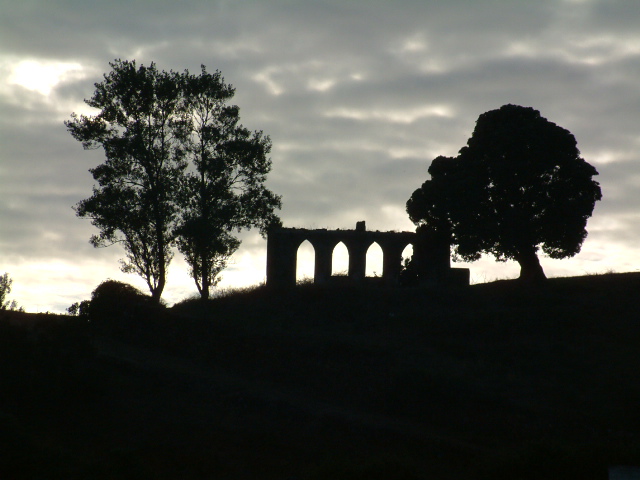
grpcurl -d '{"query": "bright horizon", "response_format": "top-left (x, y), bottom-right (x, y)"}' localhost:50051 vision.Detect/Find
top-left (2, 1), bottom-right (640, 312)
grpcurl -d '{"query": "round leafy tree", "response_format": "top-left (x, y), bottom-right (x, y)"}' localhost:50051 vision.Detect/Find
top-left (407, 104), bottom-right (602, 283)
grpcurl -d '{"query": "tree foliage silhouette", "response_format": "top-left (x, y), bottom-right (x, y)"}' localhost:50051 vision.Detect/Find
top-left (407, 104), bottom-right (602, 283)
top-left (87, 279), bottom-right (150, 323)
top-left (67, 60), bottom-right (281, 302)
top-left (175, 67), bottom-right (281, 300)
top-left (0, 273), bottom-right (12, 309)
top-left (0, 273), bottom-right (22, 311)
top-left (67, 60), bottom-right (185, 303)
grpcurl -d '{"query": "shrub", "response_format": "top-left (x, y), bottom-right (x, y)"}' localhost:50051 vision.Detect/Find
top-left (86, 279), bottom-right (151, 324)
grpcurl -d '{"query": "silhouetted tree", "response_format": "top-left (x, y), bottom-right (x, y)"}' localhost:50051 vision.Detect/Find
top-left (0, 273), bottom-right (12, 309)
top-left (67, 300), bottom-right (91, 318)
top-left (67, 61), bottom-right (281, 303)
top-left (407, 104), bottom-right (602, 283)
top-left (174, 67), bottom-right (281, 300)
top-left (0, 273), bottom-right (22, 311)
top-left (66, 60), bottom-right (186, 303)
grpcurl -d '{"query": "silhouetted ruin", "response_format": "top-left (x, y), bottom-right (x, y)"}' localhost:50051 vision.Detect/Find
top-left (266, 221), bottom-right (469, 287)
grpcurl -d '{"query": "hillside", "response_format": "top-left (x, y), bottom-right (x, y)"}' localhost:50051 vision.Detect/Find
top-left (1, 273), bottom-right (640, 479)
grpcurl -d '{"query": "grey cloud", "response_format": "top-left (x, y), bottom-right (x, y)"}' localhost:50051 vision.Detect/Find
top-left (589, 1), bottom-right (640, 33)
top-left (2, 0), bottom-right (640, 310)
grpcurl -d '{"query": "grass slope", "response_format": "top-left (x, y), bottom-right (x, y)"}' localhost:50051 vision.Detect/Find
top-left (1, 273), bottom-right (640, 479)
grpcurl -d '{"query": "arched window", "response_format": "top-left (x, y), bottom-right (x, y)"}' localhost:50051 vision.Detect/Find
top-left (365, 242), bottom-right (383, 277)
top-left (402, 243), bottom-right (414, 266)
top-left (331, 242), bottom-right (349, 276)
top-left (296, 240), bottom-right (315, 284)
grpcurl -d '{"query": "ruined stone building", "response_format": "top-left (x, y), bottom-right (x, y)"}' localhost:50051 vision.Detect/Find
top-left (266, 221), bottom-right (468, 287)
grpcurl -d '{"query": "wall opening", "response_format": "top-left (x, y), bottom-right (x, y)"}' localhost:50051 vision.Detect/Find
top-left (296, 240), bottom-right (315, 284)
top-left (331, 242), bottom-right (349, 276)
top-left (401, 244), bottom-right (414, 268)
top-left (365, 242), bottom-right (383, 277)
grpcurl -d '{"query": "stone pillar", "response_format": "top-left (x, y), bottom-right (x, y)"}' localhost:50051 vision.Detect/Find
top-left (266, 229), bottom-right (298, 287)
top-left (345, 240), bottom-right (368, 282)
top-left (313, 241), bottom-right (334, 285)
top-left (382, 243), bottom-right (405, 286)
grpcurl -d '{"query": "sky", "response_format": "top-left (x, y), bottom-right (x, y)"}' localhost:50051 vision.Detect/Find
top-left (2, 0), bottom-right (640, 312)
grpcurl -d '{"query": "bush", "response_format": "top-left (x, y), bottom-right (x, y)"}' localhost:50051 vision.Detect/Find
top-left (86, 279), bottom-right (151, 324)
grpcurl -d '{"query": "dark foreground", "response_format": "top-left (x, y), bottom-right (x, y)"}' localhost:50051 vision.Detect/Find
top-left (2, 273), bottom-right (640, 479)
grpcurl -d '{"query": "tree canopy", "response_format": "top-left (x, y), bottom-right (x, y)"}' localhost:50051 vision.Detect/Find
top-left (67, 60), bottom-right (281, 302)
top-left (174, 66), bottom-right (281, 300)
top-left (407, 104), bottom-right (602, 283)
top-left (67, 60), bottom-right (186, 303)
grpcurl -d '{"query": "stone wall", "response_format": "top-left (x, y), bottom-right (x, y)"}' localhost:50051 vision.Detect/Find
top-left (266, 221), bottom-right (467, 287)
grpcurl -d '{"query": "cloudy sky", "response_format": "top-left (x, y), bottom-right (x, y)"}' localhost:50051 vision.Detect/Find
top-left (2, 0), bottom-right (639, 312)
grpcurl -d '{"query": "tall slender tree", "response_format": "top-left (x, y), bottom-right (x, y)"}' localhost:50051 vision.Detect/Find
top-left (175, 67), bottom-right (281, 299)
top-left (66, 60), bottom-right (186, 303)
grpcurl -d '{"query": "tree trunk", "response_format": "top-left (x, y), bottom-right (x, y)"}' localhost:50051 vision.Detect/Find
top-left (515, 247), bottom-right (547, 284)
top-left (200, 273), bottom-right (210, 300)
top-left (152, 229), bottom-right (166, 305)
top-left (152, 275), bottom-right (165, 304)
top-left (199, 252), bottom-right (210, 301)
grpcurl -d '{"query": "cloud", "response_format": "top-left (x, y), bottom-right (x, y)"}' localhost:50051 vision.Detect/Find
top-left (7, 59), bottom-right (84, 95)
top-left (2, 0), bottom-right (640, 311)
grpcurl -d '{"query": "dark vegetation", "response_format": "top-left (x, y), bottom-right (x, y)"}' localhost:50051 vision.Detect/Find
top-left (0, 272), bottom-right (23, 312)
top-left (2, 273), bottom-right (640, 479)
top-left (407, 105), bottom-right (601, 284)
top-left (66, 60), bottom-right (280, 303)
